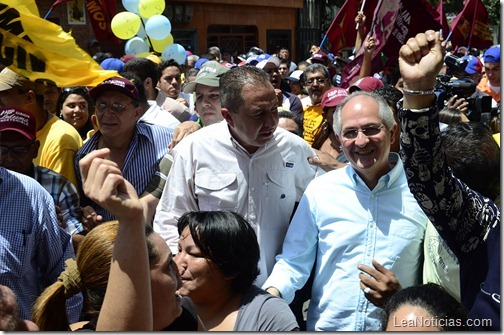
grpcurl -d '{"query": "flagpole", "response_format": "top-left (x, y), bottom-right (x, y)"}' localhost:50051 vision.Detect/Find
top-left (319, 34), bottom-right (328, 49)
top-left (44, 8), bottom-right (54, 19)
top-left (467, 0), bottom-right (478, 51)
top-left (356, 0), bottom-right (367, 30)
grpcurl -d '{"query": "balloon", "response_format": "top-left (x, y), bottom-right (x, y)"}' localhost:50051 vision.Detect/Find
top-left (138, 0), bottom-right (165, 18)
top-left (145, 15), bottom-right (171, 40)
top-left (149, 34), bottom-right (173, 53)
top-left (111, 12), bottom-right (141, 40)
top-left (125, 37), bottom-right (150, 55)
top-left (122, 0), bottom-right (139, 14)
top-left (161, 43), bottom-right (186, 64)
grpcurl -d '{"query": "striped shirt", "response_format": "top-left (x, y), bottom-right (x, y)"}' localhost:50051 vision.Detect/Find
top-left (0, 167), bottom-right (81, 320)
top-left (75, 123), bottom-right (172, 222)
top-left (32, 165), bottom-right (83, 235)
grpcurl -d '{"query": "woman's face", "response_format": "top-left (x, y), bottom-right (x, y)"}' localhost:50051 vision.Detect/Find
top-left (175, 226), bottom-right (229, 303)
top-left (60, 94), bottom-right (89, 131)
top-left (149, 233), bottom-right (183, 330)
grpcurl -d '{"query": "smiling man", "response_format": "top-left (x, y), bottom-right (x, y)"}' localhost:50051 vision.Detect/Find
top-left (153, 66), bottom-right (317, 286)
top-left (263, 91), bottom-right (428, 330)
top-left (74, 77), bottom-right (172, 222)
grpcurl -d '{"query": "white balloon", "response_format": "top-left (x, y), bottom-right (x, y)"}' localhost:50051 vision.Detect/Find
top-left (161, 43), bottom-right (186, 64)
top-left (125, 37), bottom-right (150, 55)
top-left (145, 15), bottom-right (171, 40)
top-left (122, 0), bottom-right (139, 14)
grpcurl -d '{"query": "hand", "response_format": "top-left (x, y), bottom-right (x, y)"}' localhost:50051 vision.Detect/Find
top-left (169, 121), bottom-right (201, 149)
top-left (79, 148), bottom-right (143, 223)
top-left (176, 97), bottom-right (189, 108)
top-left (446, 95), bottom-right (469, 114)
top-left (308, 148), bottom-right (347, 172)
top-left (363, 36), bottom-right (376, 55)
top-left (355, 11), bottom-right (366, 26)
top-left (81, 205), bottom-right (103, 232)
top-left (399, 30), bottom-right (445, 91)
top-left (358, 259), bottom-right (402, 307)
top-left (274, 89), bottom-right (283, 107)
top-left (55, 205), bottom-right (65, 229)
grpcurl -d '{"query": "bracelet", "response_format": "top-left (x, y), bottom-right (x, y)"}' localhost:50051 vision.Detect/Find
top-left (402, 88), bottom-right (435, 95)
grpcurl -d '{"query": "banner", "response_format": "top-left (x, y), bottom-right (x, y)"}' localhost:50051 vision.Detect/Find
top-left (340, 0), bottom-right (441, 88)
top-left (84, 0), bottom-right (117, 42)
top-left (0, 1), bottom-right (118, 87)
top-left (448, 0), bottom-right (492, 50)
top-left (326, 0), bottom-right (378, 53)
top-left (436, 0), bottom-right (450, 36)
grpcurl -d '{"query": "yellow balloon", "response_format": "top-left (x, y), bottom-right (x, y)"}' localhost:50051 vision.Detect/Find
top-left (149, 34), bottom-right (173, 53)
top-left (138, 0), bottom-right (165, 18)
top-left (135, 52), bottom-right (151, 58)
top-left (111, 12), bottom-right (141, 40)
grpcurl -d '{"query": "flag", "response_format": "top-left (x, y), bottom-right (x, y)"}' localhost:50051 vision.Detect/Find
top-left (448, 0), bottom-right (492, 50)
top-left (48, 0), bottom-right (71, 10)
top-left (436, 0), bottom-right (450, 35)
top-left (326, 0), bottom-right (378, 53)
top-left (84, 0), bottom-right (117, 43)
top-left (0, 0), bottom-right (118, 87)
top-left (340, 0), bottom-right (442, 88)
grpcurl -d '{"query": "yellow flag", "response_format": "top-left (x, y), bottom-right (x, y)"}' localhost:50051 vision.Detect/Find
top-left (0, 0), bottom-right (118, 87)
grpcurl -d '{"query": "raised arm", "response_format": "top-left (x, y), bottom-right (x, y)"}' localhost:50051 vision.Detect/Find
top-left (79, 148), bottom-right (153, 331)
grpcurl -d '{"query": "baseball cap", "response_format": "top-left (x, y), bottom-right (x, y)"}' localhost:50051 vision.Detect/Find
top-left (0, 106), bottom-right (36, 140)
top-left (483, 45), bottom-right (500, 63)
top-left (286, 70), bottom-right (303, 83)
top-left (100, 58), bottom-right (125, 73)
top-left (90, 77), bottom-right (139, 101)
top-left (462, 55), bottom-right (482, 74)
top-left (349, 76), bottom-right (384, 93)
top-left (311, 51), bottom-right (329, 64)
top-left (183, 61), bottom-right (230, 93)
top-left (321, 87), bottom-right (348, 110)
top-left (0, 68), bottom-right (32, 92)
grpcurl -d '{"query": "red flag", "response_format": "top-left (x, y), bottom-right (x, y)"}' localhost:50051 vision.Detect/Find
top-left (84, 0), bottom-right (118, 43)
top-left (449, 0), bottom-right (492, 50)
top-left (436, 0), bottom-right (450, 35)
top-left (326, 0), bottom-right (378, 53)
top-left (340, 0), bottom-right (442, 88)
top-left (49, 0), bottom-right (70, 10)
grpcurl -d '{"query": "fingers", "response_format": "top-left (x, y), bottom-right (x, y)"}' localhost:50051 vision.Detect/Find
top-left (79, 148), bottom-right (110, 184)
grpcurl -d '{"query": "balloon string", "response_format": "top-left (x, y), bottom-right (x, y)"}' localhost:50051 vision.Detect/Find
top-left (141, 18), bottom-right (154, 53)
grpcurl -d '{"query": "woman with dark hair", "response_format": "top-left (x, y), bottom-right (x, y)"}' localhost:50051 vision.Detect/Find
top-left (176, 211), bottom-right (299, 331)
top-left (57, 86), bottom-right (94, 140)
top-left (382, 283), bottom-right (469, 331)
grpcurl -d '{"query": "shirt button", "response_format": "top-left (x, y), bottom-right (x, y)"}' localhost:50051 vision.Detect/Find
top-left (370, 194), bottom-right (375, 199)
top-left (251, 187), bottom-right (255, 192)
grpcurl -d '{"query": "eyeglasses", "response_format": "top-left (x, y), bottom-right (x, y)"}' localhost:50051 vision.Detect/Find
top-left (95, 102), bottom-right (132, 113)
top-left (0, 142), bottom-right (36, 155)
top-left (341, 125), bottom-right (385, 140)
top-left (62, 86), bottom-right (89, 95)
top-left (305, 77), bottom-right (327, 85)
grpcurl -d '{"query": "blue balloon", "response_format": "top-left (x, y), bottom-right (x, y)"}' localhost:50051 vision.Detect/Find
top-left (122, 0), bottom-right (139, 14)
top-left (145, 15), bottom-right (171, 40)
top-left (125, 37), bottom-right (150, 55)
top-left (162, 43), bottom-right (186, 64)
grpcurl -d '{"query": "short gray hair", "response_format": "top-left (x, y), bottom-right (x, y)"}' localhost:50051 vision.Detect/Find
top-left (333, 91), bottom-right (396, 135)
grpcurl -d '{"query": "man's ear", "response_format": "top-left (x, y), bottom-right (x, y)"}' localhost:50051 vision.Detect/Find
top-left (389, 123), bottom-right (398, 145)
top-left (221, 108), bottom-right (234, 127)
top-left (91, 114), bottom-right (98, 128)
top-left (133, 105), bottom-right (143, 119)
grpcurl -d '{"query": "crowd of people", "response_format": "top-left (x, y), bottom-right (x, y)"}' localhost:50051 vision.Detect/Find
top-left (0, 7), bottom-right (500, 331)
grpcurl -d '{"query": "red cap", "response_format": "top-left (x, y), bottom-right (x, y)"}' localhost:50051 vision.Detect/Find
top-left (0, 107), bottom-right (36, 140)
top-left (321, 88), bottom-right (348, 109)
top-left (90, 77), bottom-right (139, 101)
top-left (349, 76), bottom-right (384, 92)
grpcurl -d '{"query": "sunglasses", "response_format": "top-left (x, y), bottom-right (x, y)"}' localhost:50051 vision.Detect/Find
top-left (0, 142), bottom-right (36, 155)
top-left (62, 86), bottom-right (89, 95)
top-left (342, 125), bottom-right (385, 140)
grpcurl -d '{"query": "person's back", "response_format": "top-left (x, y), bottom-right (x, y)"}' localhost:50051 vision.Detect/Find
top-left (0, 166), bottom-right (80, 320)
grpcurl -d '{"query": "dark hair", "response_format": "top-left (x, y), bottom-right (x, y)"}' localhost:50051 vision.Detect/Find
top-left (442, 122), bottom-right (500, 200)
top-left (220, 65), bottom-right (271, 114)
top-left (177, 211), bottom-right (260, 293)
top-left (158, 59), bottom-right (181, 74)
top-left (373, 85), bottom-right (403, 113)
top-left (439, 107), bottom-right (466, 125)
top-left (123, 58), bottom-right (159, 84)
top-left (303, 63), bottom-right (330, 82)
top-left (382, 283), bottom-right (469, 331)
top-left (278, 111), bottom-right (303, 136)
top-left (121, 72), bottom-right (147, 104)
top-left (56, 87), bottom-right (92, 113)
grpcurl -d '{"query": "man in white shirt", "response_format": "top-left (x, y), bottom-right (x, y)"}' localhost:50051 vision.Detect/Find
top-left (153, 66), bottom-right (317, 286)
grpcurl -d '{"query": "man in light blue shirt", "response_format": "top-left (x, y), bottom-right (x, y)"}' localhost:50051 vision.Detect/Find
top-left (263, 91), bottom-right (428, 331)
